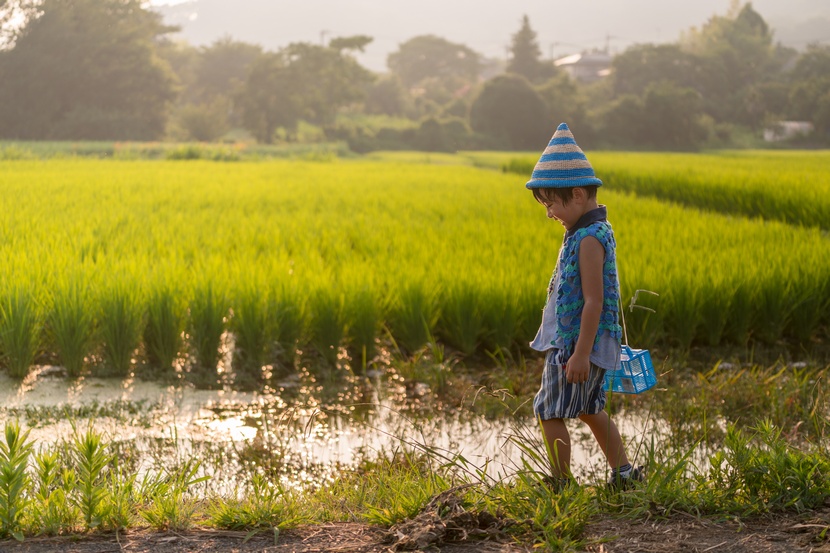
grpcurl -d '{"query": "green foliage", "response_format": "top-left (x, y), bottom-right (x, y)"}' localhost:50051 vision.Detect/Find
top-left (439, 284), bottom-right (483, 356)
top-left (470, 74), bottom-right (551, 150)
top-left (0, 422), bottom-right (32, 541)
top-left (98, 283), bottom-right (144, 377)
top-left (0, 154), bottom-right (828, 368)
top-left (140, 461), bottom-right (208, 531)
top-left (31, 450), bottom-right (78, 535)
top-left (308, 288), bottom-right (347, 367)
top-left (143, 286), bottom-right (185, 377)
top-left (388, 283), bottom-right (440, 356)
top-left (0, 286), bottom-right (42, 379)
top-left (187, 284), bottom-right (226, 389)
top-left (387, 35), bottom-right (481, 88)
top-left (71, 426), bottom-right (111, 530)
top-left (210, 473), bottom-right (303, 532)
top-left (48, 281), bottom-right (95, 378)
top-left (507, 15), bottom-right (556, 84)
top-left (0, 0), bottom-right (176, 140)
top-left (238, 43), bottom-right (373, 143)
top-left (231, 286), bottom-right (272, 390)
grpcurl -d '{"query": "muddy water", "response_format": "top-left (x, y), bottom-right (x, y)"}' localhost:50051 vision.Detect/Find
top-left (0, 366), bottom-right (658, 491)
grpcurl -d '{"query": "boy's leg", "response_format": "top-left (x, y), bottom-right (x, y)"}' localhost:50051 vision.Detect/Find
top-left (578, 411), bottom-right (629, 469)
top-left (539, 417), bottom-right (571, 478)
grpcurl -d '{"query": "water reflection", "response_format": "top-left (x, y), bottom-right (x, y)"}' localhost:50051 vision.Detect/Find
top-left (0, 367), bottom-right (659, 492)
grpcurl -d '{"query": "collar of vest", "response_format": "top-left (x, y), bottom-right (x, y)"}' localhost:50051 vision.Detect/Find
top-left (565, 205), bottom-right (607, 238)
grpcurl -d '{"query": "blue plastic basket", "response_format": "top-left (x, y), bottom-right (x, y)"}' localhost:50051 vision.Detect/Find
top-left (604, 345), bottom-right (657, 394)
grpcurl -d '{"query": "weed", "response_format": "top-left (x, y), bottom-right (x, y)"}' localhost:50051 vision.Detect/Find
top-left (71, 426), bottom-right (112, 530)
top-left (141, 461), bottom-right (208, 531)
top-left (0, 422), bottom-right (33, 540)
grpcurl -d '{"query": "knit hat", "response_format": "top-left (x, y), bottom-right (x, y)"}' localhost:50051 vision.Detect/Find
top-left (525, 123), bottom-right (602, 189)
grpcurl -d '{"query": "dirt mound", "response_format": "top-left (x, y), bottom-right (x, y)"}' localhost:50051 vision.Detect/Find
top-left (384, 485), bottom-right (518, 551)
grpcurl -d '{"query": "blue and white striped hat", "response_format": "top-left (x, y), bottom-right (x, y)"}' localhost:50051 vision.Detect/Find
top-left (525, 123), bottom-right (602, 189)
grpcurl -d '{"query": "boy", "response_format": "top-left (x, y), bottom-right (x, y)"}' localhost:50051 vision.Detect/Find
top-left (526, 123), bottom-right (642, 490)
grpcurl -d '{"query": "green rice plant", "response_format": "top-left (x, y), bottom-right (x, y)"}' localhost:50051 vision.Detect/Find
top-left (787, 274), bottom-right (826, 345)
top-left (97, 284), bottom-right (144, 377)
top-left (71, 426), bottom-right (112, 530)
top-left (698, 280), bottom-right (732, 347)
top-left (47, 281), bottom-right (96, 378)
top-left (662, 280), bottom-right (700, 350)
top-left (480, 287), bottom-right (522, 354)
top-left (308, 288), bottom-right (347, 367)
top-left (231, 287), bottom-right (272, 390)
top-left (270, 282), bottom-right (305, 372)
top-left (438, 284), bottom-right (483, 356)
top-left (345, 284), bottom-right (383, 371)
top-left (143, 286), bottom-right (185, 378)
top-left (0, 286), bottom-right (42, 379)
top-left (187, 284), bottom-right (227, 389)
top-left (141, 461), bottom-right (208, 532)
top-left (31, 450), bottom-right (78, 535)
top-left (725, 282), bottom-right (754, 345)
top-left (388, 283), bottom-right (440, 356)
top-left (754, 280), bottom-right (795, 344)
top-left (0, 422), bottom-right (33, 541)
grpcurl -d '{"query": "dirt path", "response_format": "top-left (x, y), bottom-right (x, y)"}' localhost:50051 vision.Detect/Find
top-left (1, 509), bottom-right (828, 553)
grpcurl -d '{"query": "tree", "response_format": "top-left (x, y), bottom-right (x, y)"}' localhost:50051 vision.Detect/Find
top-left (0, 0), bottom-right (177, 140)
top-left (365, 75), bottom-right (409, 116)
top-left (387, 35), bottom-right (481, 88)
top-left (787, 44), bottom-right (830, 132)
top-left (640, 81), bottom-right (707, 150)
top-left (236, 53), bottom-right (301, 143)
top-left (612, 44), bottom-right (701, 97)
top-left (237, 39), bottom-right (374, 143)
top-left (680, 2), bottom-right (778, 123)
top-left (507, 15), bottom-right (556, 84)
top-left (193, 37), bottom-right (263, 104)
top-left (536, 73), bottom-right (590, 135)
top-left (469, 74), bottom-right (550, 150)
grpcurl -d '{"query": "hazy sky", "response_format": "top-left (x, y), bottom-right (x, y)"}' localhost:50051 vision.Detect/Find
top-left (150, 0), bottom-right (830, 72)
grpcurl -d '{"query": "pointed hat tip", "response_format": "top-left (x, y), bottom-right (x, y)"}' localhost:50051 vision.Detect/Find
top-left (556, 122), bottom-right (570, 131)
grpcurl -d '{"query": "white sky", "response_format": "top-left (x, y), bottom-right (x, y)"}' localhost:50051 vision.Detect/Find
top-left (150, 1), bottom-right (829, 72)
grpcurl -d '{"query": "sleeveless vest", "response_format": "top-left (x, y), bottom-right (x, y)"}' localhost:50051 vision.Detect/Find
top-left (551, 220), bottom-right (623, 359)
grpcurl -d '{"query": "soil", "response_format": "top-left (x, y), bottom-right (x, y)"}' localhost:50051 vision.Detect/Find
top-left (1, 508), bottom-right (827, 553)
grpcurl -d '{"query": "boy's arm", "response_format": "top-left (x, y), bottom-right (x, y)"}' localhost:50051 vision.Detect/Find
top-left (565, 236), bottom-right (604, 384)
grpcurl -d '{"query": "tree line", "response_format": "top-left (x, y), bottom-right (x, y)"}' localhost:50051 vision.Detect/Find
top-left (0, 0), bottom-right (828, 151)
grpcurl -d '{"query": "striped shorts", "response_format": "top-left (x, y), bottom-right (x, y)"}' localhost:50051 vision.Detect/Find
top-left (533, 349), bottom-right (608, 420)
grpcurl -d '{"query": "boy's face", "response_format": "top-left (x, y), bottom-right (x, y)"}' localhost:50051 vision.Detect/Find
top-left (538, 190), bottom-right (582, 229)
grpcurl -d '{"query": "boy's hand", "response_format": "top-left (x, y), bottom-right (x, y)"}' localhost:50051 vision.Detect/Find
top-left (565, 353), bottom-right (591, 384)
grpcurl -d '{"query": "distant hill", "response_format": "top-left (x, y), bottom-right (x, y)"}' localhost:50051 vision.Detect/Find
top-left (153, 0), bottom-right (830, 72)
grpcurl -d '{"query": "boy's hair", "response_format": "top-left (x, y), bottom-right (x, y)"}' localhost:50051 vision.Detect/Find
top-left (532, 186), bottom-right (598, 206)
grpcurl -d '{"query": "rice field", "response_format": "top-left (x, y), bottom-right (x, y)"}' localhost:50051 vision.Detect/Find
top-left (504, 150), bottom-right (830, 229)
top-left (0, 153), bottom-right (828, 382)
